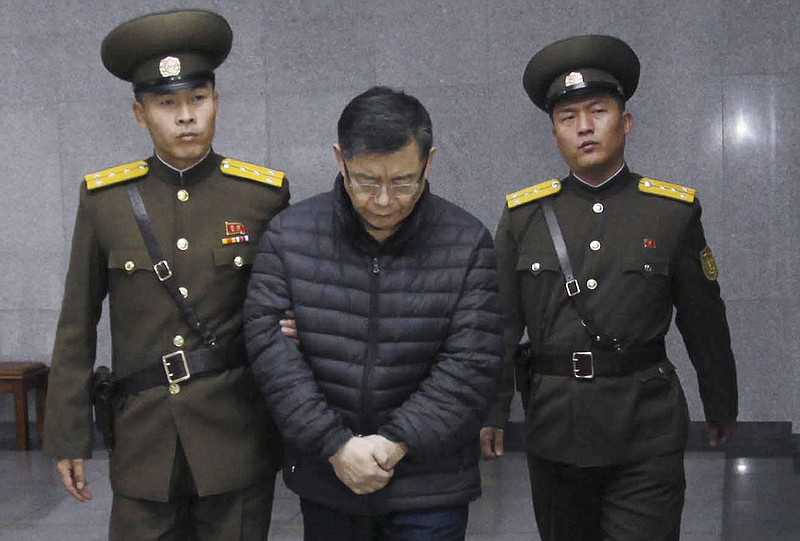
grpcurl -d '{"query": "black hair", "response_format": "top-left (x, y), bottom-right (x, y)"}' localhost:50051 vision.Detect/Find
top-left (337, 86), bottom-right (433, 161)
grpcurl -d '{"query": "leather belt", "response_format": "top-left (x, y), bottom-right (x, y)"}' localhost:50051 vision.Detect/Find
top-left (530, 343), bottom-right (667, 379)
top-left (117, 346), bottom-right (243, 396)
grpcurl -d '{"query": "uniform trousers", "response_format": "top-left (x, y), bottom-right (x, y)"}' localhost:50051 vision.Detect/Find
top-left (528, 450), bottom-right (685, 541)
top-left (109, 439), bottom-right (276, 541)
top-left (300, 498), bottom-right (469, 541)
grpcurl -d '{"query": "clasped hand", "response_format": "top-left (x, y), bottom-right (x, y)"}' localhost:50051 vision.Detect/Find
top-left (328, 435), bottom-right (406, 495)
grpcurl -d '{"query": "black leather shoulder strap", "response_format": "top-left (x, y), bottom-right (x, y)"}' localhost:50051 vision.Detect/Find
top-left (539, 198), bottom-right (620, 350)
top-left (541, 199), bottom-right (579, 296)
top-left (126, 183), bottom-right (218, 349)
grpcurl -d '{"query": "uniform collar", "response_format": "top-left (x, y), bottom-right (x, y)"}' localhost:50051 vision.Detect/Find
top-left (148, 149), bottom-right (218, 187)
top-left (572, 163), bottom-right (626, 188)
top-left (566, 164), bottom-right (632, 197)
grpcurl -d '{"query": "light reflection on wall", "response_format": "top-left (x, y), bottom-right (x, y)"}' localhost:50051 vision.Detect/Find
top-left (735, 459), bottom-right (749, 474)
top-left (733, 113), bottom-right (754, 142)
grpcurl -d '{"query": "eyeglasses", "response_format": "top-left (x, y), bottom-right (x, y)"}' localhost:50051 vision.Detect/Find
top-left (343, 161), bottom-right (424, 198)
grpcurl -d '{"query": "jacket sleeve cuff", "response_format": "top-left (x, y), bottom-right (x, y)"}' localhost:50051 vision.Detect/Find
top-left (319, 427), bottom-right (354, 461)
top-left (377, 425), bottom-right (414, 456)
top-left (483, 407), bottom-right (509, 429)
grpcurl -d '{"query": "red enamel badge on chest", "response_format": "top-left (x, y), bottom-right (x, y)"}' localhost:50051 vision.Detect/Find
top-left (643, 238), bottom-right (657, 249)
top-left (225, 222), bottom-right (246, 236)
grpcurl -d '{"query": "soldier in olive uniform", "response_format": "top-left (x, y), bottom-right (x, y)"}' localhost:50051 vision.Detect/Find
top-left (43, 10), bottom-right (289, 540)
top-left (481, 35), bottom-right (738, 540)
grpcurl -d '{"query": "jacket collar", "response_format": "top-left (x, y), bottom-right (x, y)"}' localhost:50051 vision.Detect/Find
top-left (565, 164), bottom-right (633, 198)
top-left (147, 150), bottom-right (218, 187)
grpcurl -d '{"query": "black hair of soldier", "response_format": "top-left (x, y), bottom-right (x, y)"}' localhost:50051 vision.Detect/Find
top-left (337, 86), bottom-right (433, 162)
top-left (547, 89), bottom-right (626, 122)
top-left (133, 76), bottom-right (216, 104)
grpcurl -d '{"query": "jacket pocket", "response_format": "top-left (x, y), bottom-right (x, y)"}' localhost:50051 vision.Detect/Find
top-left (632, 361), bottom-right (684, 440)
top-left (621, 254), bottom-right (669, 278)
top-left (212, 244), bottom-right (257, 269)
top-left (515, 252), bottom-right (560, 276)
top-left (107, 249), bottom-right (155, 275)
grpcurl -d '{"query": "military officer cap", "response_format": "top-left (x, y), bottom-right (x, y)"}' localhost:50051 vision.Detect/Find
top-left (523, 34), bottom-right (640, 113)
top-left (101, 9), bottom-right (232, 94)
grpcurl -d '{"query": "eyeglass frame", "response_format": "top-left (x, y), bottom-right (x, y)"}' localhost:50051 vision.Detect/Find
top-left (342, 160), bottom-right (426, 198)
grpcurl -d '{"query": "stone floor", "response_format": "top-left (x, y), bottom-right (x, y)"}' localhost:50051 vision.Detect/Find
top-left (1, 434), bottom-right (799, 540)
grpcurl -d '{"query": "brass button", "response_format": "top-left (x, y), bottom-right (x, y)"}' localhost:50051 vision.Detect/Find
top-left (590, 240), bottom-right (601, 251)
top-left (233, 255), bottom-right (244, 268)
top-left (531, 262), bottom-right (541, 272)
top-left (658, 367), bottom-right (665, 375)
top-left (169, 383), bottom-right (181, 395)
top-left (173, 335), bottom-right (185, 348)
top-left (124, 260), bottom-right (135, 272)
top-left (177, 189), bottom-right (189, 202)
top-left (177, 238), bottom-right (189, 251)
top-left (587, 279), bottom-right (598, 290)
top-left (178, 287), bottom-right (189, 299)
top-left (592, 203), bottom-right (604, 214)
top-left (644, 264), bottom-right (652, 272)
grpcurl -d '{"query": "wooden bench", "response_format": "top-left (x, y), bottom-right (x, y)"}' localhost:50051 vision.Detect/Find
top-left (0, 362), bottom-right (49, 451)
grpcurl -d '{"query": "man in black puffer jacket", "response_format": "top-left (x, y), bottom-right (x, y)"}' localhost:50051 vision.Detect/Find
top-left (244, 86), bottom-right (503, 540)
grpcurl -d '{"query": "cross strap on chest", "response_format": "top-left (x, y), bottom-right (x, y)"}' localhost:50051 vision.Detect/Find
top-left (539, 198), bottom-right (620, 351)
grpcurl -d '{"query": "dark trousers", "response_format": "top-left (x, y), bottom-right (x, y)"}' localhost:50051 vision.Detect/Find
top-left (528, 451), bottom-right (685, 541)
top-left (109, 440), bottom-right (276, 541)
top-left (300, 498), bottom-right (469, 541)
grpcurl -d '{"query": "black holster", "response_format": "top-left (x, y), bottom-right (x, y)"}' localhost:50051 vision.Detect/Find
top-left (514, 342), bottom-right (532, 410)
top-left (92, 366), bottom-right (117, 450)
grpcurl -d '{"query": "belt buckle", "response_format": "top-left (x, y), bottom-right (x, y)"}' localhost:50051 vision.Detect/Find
top-left (162, 350), bottom-right (191, 384)
top-left (572, 351), bottom-right (594, 379)
top-left (153, 260), bottom-right (172, 282)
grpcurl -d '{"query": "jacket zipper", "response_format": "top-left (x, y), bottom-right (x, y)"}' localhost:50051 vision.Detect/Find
top-left (359, 256), bottom-right (381, 512)
top-left (359, 256), bottom-right (381, 433)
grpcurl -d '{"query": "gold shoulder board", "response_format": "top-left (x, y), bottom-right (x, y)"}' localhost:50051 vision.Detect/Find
top-left (84, 160), bottom-right (148, 190)
top-left (221, 158), bottom-right (285, 188)
top-left (506, 179), bottom-right (561, 209)
top-left (638, 177), bottom-right (696, 204)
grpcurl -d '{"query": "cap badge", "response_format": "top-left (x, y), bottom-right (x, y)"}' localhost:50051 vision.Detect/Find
top-left (159, 56), bottom-right (181, 77)
top-left (564, 71), bottom-right (584, 87)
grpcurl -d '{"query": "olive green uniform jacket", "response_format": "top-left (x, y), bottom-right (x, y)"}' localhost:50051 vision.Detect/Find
top-left (487, 167), bottom-right (737, 466)
top-left (44, 152), bottom-right (289, 501)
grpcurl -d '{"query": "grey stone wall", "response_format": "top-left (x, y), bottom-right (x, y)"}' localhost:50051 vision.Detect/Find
top-left (1, 0), bottom-right (796, 428)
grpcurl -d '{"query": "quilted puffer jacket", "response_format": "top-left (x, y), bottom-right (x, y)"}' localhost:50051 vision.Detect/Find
top-left (244, 175), bottom-right (503, 514)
